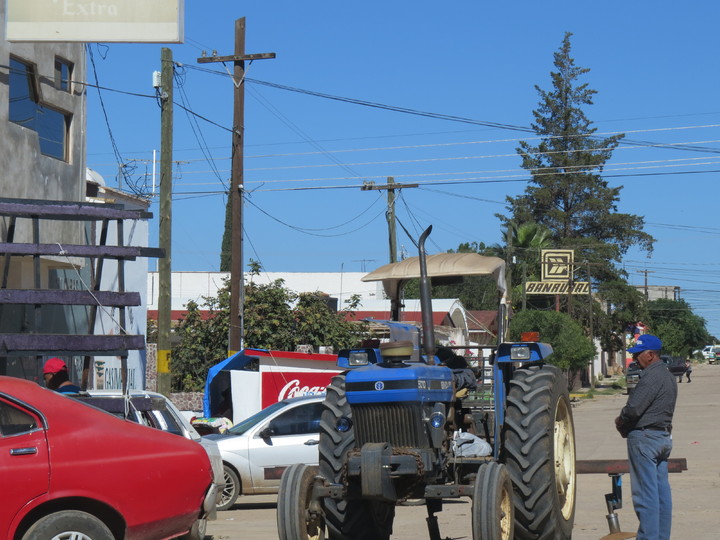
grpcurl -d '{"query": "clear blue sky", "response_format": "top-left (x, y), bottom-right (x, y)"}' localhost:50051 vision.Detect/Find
top-left (85, 1), bottom-right (720, 338)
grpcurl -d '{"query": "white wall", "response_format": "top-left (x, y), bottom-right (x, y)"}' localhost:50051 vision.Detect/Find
top-left (147, 271), bottom-right (385, 311)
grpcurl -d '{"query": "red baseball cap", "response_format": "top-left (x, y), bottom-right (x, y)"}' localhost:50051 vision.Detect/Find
top-left (43, 357), bottom-right (68, 374)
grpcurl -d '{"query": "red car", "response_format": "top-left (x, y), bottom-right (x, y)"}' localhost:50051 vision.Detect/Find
top-left (0, 376), bottom-right (217, 540)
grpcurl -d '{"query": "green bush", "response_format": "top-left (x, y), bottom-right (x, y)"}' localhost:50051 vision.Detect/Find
top-left (508, 310), bottom-right (595, 371)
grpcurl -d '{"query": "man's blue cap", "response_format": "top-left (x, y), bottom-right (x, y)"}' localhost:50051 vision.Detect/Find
top-left (627, 334), bottom-right (663, 353)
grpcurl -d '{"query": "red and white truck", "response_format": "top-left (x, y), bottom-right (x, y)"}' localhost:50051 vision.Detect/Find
top-left (202, 348), bottom-right (342, 424)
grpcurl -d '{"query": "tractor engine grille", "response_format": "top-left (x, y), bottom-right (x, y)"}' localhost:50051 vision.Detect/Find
top-left (351, 403), bottom-right (428, 448)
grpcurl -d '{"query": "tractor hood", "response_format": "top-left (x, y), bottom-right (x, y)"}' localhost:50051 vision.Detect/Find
top-left (345, 362), bottom-right (454, 404)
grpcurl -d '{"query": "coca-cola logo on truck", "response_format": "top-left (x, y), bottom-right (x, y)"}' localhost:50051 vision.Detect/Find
top-left (277, 379), bottom-right (327, 401)
top-left (261, 371), bottom-right (336, 408)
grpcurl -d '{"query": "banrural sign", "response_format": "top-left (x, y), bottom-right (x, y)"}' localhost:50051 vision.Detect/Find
top-left (541, 249), bottom-right (574, 282)
top-left (525, 281), bottom-right (590, 295)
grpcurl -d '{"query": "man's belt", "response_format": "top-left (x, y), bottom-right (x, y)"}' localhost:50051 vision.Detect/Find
top-left (636, 425), bottom-right (672, 433)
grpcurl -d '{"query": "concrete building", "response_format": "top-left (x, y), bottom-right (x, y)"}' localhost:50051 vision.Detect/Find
top-left (633, 285), bottom-right (680, 302)
top-left (1, 12), bottom-right (152, 389)
top-left (1, 2), bottom-right (87, 241)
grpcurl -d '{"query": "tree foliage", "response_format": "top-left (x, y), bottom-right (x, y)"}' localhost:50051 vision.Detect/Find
top-left (500, 32), bottom-right (654, 283)
top-left (508, 310), bottom-right (595, 371)
top-left (170, 273), bottom-right (367, 391)
top-left (646, 298), bottom-right (711, 356)
top-left (243, 278), bottom-right (296, 350)
top-left (593, 280), bottom-right (647, 353)
top-left (171, 286), bottom-right (230, 392)
top-left (220, 194), bottom-right (232, 272)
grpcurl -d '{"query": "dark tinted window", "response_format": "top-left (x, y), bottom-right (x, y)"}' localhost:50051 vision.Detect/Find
top-left (54, 57), bottom-right (73, 91)
top-left (0, 400), bottom-right (38, 437)
top-left (266, 402), bottom-right (323, 436)
top-left (9, 56), bottom-right (70, 161)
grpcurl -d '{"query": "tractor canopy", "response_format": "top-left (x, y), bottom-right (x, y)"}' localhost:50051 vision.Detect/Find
top-left (362, 252), bottom-right (507, 301)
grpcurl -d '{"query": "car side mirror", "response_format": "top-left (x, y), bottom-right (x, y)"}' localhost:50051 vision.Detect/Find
top-left (258, 427), bottom-right (275, 439)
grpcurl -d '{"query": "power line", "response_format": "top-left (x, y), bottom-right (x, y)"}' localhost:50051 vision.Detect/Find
top-left (244, 197), bottom-right (386, 237)
top-left (174, 67), bottom-right (228, 189)
top-left (127, 155), bottom-right (720, 186)
top-left (246, 84), bottom-right (366, 181)
top-left (86, 45), bottom-right (142, 196)
top-left (162, 166), bottom-right (720, 195)
top-left (182, 65), bottom-right (720, 155)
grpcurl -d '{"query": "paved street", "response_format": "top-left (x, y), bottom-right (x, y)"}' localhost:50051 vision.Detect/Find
top-left (208, 363), bottom-right (720, 540)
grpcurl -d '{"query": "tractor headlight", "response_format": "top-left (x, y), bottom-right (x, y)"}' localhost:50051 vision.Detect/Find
top-left (427, 404), bottom-right (447, 449)
top-left (336, 417), bottom-right (353, 432)
top-left (348, 352), bottom-right (369, 366)
top-left (510, 345), bottom-right (531, 361)
top-left (429, 412), bottom-right (445, 429)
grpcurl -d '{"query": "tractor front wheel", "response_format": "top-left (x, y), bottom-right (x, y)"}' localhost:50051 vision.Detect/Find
top-left (277, 463), bottom-right (325, 540)
top-left (471, 461), bottom-right (514, 540)
top-left (501, 365), bottom-right (576, 539)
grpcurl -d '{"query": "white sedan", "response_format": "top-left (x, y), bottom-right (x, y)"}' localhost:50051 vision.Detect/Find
top-left (204, 395), bottom-right (325, 510)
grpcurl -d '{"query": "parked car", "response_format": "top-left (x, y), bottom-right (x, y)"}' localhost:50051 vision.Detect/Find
top-left (0, 376), bottom-right (217, 540)
top-left (625, 361), bottom-right (641, 393)
top-left (70, 389), bottom-right (225, 539)
top-left (707, 346), bottom-right (720, 365)
top-left (661, 355), bottom-right (691, 382)
top-left (204, 394), bottom-right (325, 510)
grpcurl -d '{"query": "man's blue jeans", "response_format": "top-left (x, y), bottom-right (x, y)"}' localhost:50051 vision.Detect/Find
top-left (627, 430), bottom-right (673, 540)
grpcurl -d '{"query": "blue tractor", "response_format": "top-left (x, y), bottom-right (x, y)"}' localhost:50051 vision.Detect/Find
top-left (277, 227), bottom-right (576, 540)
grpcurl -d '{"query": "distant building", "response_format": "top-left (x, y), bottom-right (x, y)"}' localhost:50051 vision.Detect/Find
top-left (633, 285), bottom-right (680, 302)
top-left (146, 271), bottom-right (384, 321)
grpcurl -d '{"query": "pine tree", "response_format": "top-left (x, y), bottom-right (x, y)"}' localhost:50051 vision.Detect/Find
top-left (501, 32), bottom-right (654, 282)
top-left (220, 194), bottom-right (232, 271)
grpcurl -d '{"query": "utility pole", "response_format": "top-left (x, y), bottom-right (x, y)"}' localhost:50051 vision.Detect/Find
top-left (361, 179), bottom-right (418, 319)
top-left (157, 47), bottom-right (174, 396)
top-left (522, 261), bottom-right (527, 311)
top-left (361, 178), bottom-right (418, 262)
top-left (587, 262), bottom-right (595, 390)
top-left (198, 18), bottom-right (275, 355)
top-left (641, 269), bottom-right (654, 299)
top-left (386, 177), bottom-right (398, 263)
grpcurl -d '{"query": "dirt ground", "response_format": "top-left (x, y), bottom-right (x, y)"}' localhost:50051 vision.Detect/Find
top-left (207, 363), bottom-right (720, 540)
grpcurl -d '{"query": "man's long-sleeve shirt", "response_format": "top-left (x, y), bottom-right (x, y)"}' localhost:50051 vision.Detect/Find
top-left (618, 360), bottom-right (677, 432)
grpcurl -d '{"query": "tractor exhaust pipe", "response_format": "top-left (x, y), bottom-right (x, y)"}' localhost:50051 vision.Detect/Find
top-left (418, 226), bottom-right (436, 363)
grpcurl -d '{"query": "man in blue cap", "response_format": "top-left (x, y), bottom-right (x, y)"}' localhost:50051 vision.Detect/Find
top-left (615, 334), bottom-right (677, 540)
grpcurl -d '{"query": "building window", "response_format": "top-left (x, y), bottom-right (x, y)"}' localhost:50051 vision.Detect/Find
top-left (55, 57), bottom-right (73, 92)
top-left (9, 56), bottom-right (70, 161)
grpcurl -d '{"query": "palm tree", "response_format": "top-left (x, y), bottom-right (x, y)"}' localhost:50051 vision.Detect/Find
top-left (498, 222), bottom-right (552, 309)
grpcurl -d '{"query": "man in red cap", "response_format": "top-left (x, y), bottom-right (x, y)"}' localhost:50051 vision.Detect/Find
top-left (43, 358), bottom-right (81, 394)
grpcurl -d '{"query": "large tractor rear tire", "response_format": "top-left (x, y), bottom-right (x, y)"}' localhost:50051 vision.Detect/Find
top-left (277, 463), bottom-right (325, 540)
top-left (319, 375), bottom-right (395, 540)
top-left (472, 461), bottom-right (514, 540)
top-left (501, 365), bottom-right (576, 539)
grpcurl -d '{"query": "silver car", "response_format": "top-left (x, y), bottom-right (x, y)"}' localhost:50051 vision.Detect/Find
top-left (204, 394), bottom-right (325, 511)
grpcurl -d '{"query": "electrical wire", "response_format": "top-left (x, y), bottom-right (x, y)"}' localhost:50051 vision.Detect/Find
top-left (245, 189), bottom-right (385, 232)
top-left (244, 197), bottom-right (386, 237)
top-left (174, 66), bottom-right (228, 189)
top-left (86, 45), bottom-right (142, 196)
top-left (246, 83), bottom-right (367, 182)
